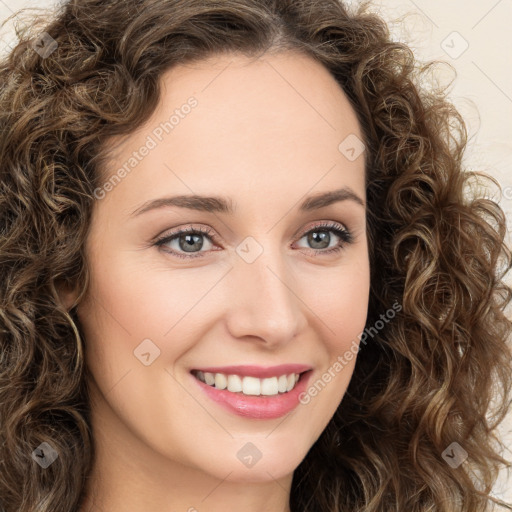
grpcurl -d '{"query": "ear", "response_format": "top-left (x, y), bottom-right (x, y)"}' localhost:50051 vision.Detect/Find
top-left (55, 279), bottom-right (80, 311)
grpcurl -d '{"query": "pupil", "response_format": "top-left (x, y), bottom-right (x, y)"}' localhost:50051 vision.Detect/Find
top-left (309, 230), bottom-right (329, 249)
top-left (181, 234), bottom-right (203, 252)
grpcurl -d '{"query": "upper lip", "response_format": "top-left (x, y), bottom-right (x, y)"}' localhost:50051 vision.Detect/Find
top-left (191, 364), bottom-right (312, 378)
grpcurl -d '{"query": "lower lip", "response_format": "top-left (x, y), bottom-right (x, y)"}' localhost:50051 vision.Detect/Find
top-left (191, 371), bottom-right (312, 420)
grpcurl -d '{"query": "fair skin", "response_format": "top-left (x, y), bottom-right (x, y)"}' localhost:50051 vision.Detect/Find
top-left (64, 51), bottom-right (370, 512)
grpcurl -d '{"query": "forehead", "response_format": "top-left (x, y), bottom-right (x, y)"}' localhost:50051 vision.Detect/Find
top-left (156, 50), bottom-right (363, 143)
top-left (99, 51), bottom-right (366, 216)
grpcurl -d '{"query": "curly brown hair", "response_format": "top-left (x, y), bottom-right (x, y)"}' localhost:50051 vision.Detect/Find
top-left (1, 0), bottom-right (511, 511)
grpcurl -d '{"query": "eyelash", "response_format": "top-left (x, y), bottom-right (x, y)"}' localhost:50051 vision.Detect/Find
top-left (153, 221), bottom-right (354, 260)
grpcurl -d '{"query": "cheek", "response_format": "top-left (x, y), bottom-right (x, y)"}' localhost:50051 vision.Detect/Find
top-left (305, 258), bottom-right (370, 347)
top-left (297, 258), bottom-right (370, 413)
top-left (77, 253), bottom-right (230, 377)
top-left (324, 280), bottom-right (369, 334)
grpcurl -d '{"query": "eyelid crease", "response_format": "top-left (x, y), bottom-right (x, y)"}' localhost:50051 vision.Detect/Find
top-left (153, 220), bottom-right (351, 245)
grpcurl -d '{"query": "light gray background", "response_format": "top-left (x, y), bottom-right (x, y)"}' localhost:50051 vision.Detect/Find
top-left (1, 0), bottom-right (511, 503)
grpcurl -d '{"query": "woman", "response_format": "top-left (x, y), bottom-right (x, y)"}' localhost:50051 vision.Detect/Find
top-left (0, 0), bottom-right (511, 511)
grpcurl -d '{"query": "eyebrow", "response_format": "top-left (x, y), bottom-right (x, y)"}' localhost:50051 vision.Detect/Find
top-left (129, 186), bottom-right (365, 217)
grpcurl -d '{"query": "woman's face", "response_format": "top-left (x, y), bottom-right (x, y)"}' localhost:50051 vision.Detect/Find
top-left (70, 51), bottom-right (370, 486)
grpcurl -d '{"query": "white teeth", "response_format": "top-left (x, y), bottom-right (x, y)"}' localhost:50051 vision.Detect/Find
top-left (194, 370), bottom-right (302, 396)
top-left (286, 374), bottom-right (295, 392)
top-left (242, 376), bottom-right (260, 395)
top-left (261, 376), bottom-right (278, 395)
top-left (214, 373), bottom-right (227, 390)
top-left (227, 374), bottom-right (243, 392)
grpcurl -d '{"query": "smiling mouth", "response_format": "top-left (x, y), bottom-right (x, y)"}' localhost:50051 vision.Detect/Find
top-left (190, 369), bottom-right (310, 397)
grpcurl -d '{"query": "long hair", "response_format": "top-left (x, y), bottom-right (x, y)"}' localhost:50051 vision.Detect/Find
top-left (0, 1), bottom-right (511, 510)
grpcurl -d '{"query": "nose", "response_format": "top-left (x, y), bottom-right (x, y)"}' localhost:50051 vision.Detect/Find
top-left (223, 242), bottom-right (307, 348)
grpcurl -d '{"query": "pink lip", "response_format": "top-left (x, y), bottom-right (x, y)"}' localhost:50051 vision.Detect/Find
top-left (190, 369), bottom-right (313, 420)
top-left (190, 364), bottom-right (312, 378)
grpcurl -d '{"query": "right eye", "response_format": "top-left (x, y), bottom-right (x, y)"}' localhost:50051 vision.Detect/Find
top-left (153, 225), bottom-right (220, 259)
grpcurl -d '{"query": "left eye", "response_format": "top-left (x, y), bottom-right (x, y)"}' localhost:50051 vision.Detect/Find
top-left (295, 225), bottom-right (352, 253)
top-left (154, 222), bottom-right (353, 259)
